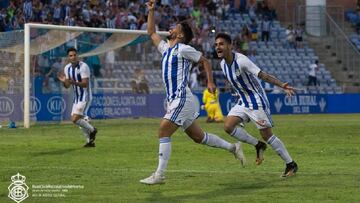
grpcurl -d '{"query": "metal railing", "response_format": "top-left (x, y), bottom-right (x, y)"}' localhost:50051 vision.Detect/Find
top-left (296, 5), bottom-right (344, 37)
top-left (296, 5), bottom-right (360, 83)
top-left (325, 12), bottom-right (360, 81)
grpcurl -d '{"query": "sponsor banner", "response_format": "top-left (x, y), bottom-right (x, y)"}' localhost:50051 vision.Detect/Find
top-left (268, 94), bottom-right (328, 114)
top-left (201, 93), bottom-right (360, 115)
top-left (88, 94), bottom-right (166, 119)
top-left (0, 93), bottom-right (359, 122)
top-left (0, 94), bottom-right (167, 121)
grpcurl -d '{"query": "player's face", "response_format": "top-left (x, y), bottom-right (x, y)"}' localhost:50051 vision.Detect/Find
top-left (215, 38), bottom-right (231, 58)
top-left (168, 24), bottom-right (182, 41)
top-left (68, 51), bottom-right (78, 64)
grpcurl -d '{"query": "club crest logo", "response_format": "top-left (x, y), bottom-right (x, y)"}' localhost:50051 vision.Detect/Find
top-left (8, 173), bottom-right (29, 203)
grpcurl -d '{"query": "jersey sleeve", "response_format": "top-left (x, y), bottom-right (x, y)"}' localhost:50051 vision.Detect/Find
top-left (80, 63), bottom-right (91, 79)
top-left (180, 45), bottom-right (202, 63)
top-left (238, 55), bottom-right (261, 76)
top-left (157, 40), bottom-right (169, 55)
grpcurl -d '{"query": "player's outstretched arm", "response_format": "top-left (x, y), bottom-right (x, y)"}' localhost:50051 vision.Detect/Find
top-left (146, 0), bottom-right (162, 47)
top-left (199, 56), bottom-right (216, 93)
top-left (258, 71), bottom-right (296, 96)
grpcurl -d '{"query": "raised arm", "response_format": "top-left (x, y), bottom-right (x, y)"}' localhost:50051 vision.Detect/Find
top-left (258, 71), bottom-right (296, 96)
top-left (198, 56), bottom-right (216, 93)
top-left (146, 0), bottom-right (162, 46)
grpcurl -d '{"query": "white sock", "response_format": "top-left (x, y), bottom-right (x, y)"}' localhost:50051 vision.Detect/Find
top-left (201, 132), bottom-right (234, 152)
top-left (81, 128), bottom-right (90, 143)
top-left (267, 135), bottom-right (293, 164)
top-left (75, 119), bottom-right (94, 132)
top-left (231, 128), bottom-right (258, 146)
top-left (155, 137), bottom-right (171, 175)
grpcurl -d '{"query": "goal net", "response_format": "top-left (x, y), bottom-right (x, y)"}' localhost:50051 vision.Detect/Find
top-left (0, 23), bottom-right (168, 128)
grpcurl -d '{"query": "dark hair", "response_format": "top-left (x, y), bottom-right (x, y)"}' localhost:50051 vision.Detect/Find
top-left (215, 32), bottom-right (232, 44)
top-left (180, 22), bottom-right (194, 44)
top-left (67, 47), bottom-right (77, 55)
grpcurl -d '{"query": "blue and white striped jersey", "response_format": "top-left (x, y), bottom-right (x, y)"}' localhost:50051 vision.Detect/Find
top-left (64, 61), bottom-right (92, 104)
top-left (220, 52), bottom-right (270, 110)
top-left (158, 40), bottom-right (202, 102)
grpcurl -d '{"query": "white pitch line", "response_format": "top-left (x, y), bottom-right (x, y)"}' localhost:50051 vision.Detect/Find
top-left (2, 166), bottom-right (356, 176)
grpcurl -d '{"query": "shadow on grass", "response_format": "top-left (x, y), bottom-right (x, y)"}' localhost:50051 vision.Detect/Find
top-left (144, 178), bottom-right (280, 202)
top-left (30, 147), bottom-right (83, 156)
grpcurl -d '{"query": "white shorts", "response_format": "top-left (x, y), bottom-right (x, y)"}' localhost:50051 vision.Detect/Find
top-left (163, 94), bottom-right (199, 130)
top-left (71, 102), bottom-right (89, 116)
top-left (228, 104), bottom-right (274, 129)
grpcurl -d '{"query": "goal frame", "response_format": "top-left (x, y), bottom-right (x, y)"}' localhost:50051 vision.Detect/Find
top-left (24, 23), bottom-right (168, 128)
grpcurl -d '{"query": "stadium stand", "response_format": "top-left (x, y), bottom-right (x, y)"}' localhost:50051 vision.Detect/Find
top-left (0, 0), bottom-right (343, 94)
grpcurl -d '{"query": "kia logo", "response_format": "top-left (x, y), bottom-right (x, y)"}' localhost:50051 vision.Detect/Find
top-left (21, 97), bottom-right (41, 116)
top-left (0, 97), bottom-right (14, 116)
top-left (47, 96), bottom-right (66, 115)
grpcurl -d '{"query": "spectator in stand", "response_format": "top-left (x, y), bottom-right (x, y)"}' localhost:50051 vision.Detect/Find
top-left (52, 3), bottom-right (62, 24)
top-left (233, 32), bottom-right (243, 53)
top-left (307, 60), bottom-right (319, 86)
top-left (257, 0), bottom-right (270, 18)
top-left (23, 0), bottom-right (33, 22)
top-left (130, 68), bottom-right (149, 94)
top-left (248, 0), bottom-right (257, 20)
top-left (249, 19), bottom-right (258, 41)
top-left (241, 26), bottom-right (251, 55)
top-left (260, 16), bottom-right (271, 42)
top-left (286, 24), bottom-right (295, 48)
top-left (295, 25), bottom-right (304, 48)
top-left (216, 0), bottom-right (230, 20)
top-left (191, 7), bottom-right (201, 26)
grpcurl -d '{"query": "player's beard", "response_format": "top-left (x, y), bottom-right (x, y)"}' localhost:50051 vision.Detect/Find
top-left (166, 33), bottom-right (175, 41)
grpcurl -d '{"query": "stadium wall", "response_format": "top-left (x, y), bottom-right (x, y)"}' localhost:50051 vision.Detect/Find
top-left (0, 93), bottom-right (359, 122)
top-left (270, 0), bottom-right (357, 22)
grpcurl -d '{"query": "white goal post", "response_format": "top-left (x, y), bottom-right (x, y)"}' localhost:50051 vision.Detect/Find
top-left (23, 23), bottom-right (168, 128)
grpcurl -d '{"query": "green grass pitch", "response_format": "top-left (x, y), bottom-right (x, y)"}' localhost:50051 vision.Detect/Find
top-left (0, 114), bottom-right (359, 202)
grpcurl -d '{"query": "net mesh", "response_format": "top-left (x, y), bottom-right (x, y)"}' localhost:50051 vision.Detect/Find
top-left (0, 26), bottom-right (166, 125)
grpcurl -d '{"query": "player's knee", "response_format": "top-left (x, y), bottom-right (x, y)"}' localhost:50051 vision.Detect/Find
top-left (158, 129), bottom-right (168, 138)
top-left (71, 116), bottom-right (79, 123)
top-left (224, 123), bottom-right (235, 134)
top-left (191, 135), bottom-right (203, 144)
top-left (260, 128), bottom-right (272, 141)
